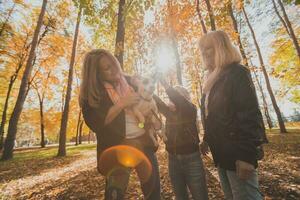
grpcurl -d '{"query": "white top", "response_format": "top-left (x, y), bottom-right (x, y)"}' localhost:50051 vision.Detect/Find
top-left (125, 113), bottom-right (145, 139)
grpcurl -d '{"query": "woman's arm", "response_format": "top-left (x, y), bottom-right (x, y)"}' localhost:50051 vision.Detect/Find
top-left (81, 103), bottom-right (109, 133)
top-left (104, 102), bottom-right (125, 125)
top-left (165, 87), bottom-right (196, 114)
top-left (82, 102), bottom-right (125, 133)
top-left (153, 95), bottom-right (170, 117)
top-left (160, 78), bottom-right (196, 115)
top-left (104, 93), bottom-right (140, 125)
top-left (82, 93), bottom-right (140, 133)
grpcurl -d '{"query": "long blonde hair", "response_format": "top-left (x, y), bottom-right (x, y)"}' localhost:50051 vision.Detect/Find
top-left (199, 30), bottom-right (242, 94)
top-left (79, 49), bottom-right (123, 108)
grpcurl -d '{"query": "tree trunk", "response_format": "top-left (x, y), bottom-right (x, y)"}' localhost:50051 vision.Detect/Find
top-left (39, 99), bottom-right (45, 148)
top-left (57, 6), bottom-right (82, 157)
top-left (79, 121), bottom-right (83, 145)
top-left (243, 7), bottom-right (287, 133)
top-left (75, 110), bottom-right (82, 146)
top-left (271, 0), bottom-right (290, 36)
top-left (0, 2), bottom-right (16, 37)
top-left (33, 84), bottom-right (47, 149)
top-left (193, 63), bottom-right (203, 107)
top-left (204, 0), bottom-right (216, 31)
top-left (227, 1), bottom-right (249, 67)
top-left (0, 35), bottom-right (31, 150)
top-left (115, 0), bottom-right (126, 69)
top-left (196, 0), bottom-right (207, 34)
top-left (1, 0), bottom-right (48, 160)
top-left (38, 71), bottom-right (51, 148)
top-left (88, 130), bottom-right (91, 144)
top-left (277, 0), bottom-right (300, 61)
top-left (0, 78), bottom-right (14, 150)
top-left (253, 69), bottom-right (273, 129)
top-left (61, 86), bottom-right (65, 113)
top-left (171, 35), bottom-right (183, 85)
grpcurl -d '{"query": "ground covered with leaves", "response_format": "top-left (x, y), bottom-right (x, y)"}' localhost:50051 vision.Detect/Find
top-left (259, 130), bottom-right (300, 199)
top-left (0, 130), bottom-right (299, 199)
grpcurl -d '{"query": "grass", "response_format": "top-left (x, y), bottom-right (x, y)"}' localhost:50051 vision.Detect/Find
top-left (0, 143), bottom-right (96, 163)
top-left (260, 128), bottom-right (300, 199)
top-left (266, 128), bottom-right (300, 135)
top-left (0, 131), bottom-right (299, 199)
top-left (266, 128), bottom-right (300, 146)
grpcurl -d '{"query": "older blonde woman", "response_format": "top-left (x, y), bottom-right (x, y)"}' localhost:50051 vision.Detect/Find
top-left (199, 31), bottom-right (268, 200)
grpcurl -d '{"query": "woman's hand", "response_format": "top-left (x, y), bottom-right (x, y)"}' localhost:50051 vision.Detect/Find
top-left (104, 93), bottom-right (140, 126)
top-left (118, 93), bottom-right (140, 109)
top-left (235, 160), bottom-right (255, 180)
top-left (200, 141), bottom-right (209, 155)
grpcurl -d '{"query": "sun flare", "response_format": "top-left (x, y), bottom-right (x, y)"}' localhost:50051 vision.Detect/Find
top-left (155, 42), bottom-right (175, 74)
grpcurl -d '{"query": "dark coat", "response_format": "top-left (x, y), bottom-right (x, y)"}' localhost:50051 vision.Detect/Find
top-left (201, 63), bottom-right (268, 171)
top-left (154, 87), bottom-right (200, 154)
top-left (81, 76), bottom-right (157, 172)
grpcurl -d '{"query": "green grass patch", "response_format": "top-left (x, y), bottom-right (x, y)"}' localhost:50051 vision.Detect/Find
top-left (266, 128), bottom-right (300, 135)
top-left (265, 129), bottom-right (300, 145)
top-left (1, 144), bottom-right (96, 164)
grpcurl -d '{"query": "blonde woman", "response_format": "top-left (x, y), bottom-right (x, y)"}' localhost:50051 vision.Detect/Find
top-left (79, 49), bottom-right (161, 199)
top-left (199, 31), bottom-right (268, 200)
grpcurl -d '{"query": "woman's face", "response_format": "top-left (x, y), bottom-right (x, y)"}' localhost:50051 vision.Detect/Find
top-left (200, 41), bottom-right (215, 71)
top-left (99, 56), bottom-right (120, 82)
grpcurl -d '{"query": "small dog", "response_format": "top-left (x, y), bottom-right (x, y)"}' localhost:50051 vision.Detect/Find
top-left (131, 76), bottom-right (167, 147)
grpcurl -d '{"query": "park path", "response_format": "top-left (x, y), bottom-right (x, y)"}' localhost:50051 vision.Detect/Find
top-left (0, 147), bottom-right (223, 200)
top-left (0, 151), bottom-right (97, 199)
top-left (1, 132), bottom-right (300, 200)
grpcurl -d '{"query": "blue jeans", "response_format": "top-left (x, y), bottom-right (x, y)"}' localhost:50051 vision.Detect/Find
top-left (168, 151), bottom-right (208, 200)
top-left (218, 167), bottom-right (263, 200)
top-left (105, 148), bottom-right (161, 200)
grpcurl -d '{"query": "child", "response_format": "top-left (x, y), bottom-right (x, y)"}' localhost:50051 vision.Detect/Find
top-left (154, 78), bottom-right (208, 200)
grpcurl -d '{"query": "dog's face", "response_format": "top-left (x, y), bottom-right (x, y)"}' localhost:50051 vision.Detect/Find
top-left (133, 76), bottom-right (155, 97)
top-left (142, 77), bottom-right (155, 95)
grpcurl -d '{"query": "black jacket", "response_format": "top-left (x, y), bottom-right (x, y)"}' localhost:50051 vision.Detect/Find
top-left (201, 63), bottom-right (268, 170)
top-left (81, 76), bottom-right (156, 172)
top-left (154, 87), bottom-right (200, 154)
